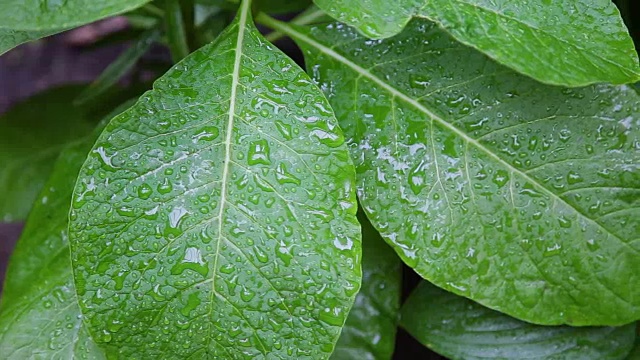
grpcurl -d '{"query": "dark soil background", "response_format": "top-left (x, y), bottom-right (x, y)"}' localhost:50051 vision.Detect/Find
top-left (0, 2), bottom-right (638, 358)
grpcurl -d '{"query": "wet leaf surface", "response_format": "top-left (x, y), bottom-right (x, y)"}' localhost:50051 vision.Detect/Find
top-left (313, 0), bottom-right (640, 86)
top-left (401, 282), bottom-right (636, 360)
top-left (69, 1), bottom-right (361, 358)
top-left (270, 18), bottom-right (640, 326)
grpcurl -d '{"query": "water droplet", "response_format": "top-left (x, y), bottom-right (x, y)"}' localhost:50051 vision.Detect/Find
top-left (138, 183), bottom-right (153, 199)
top-left (157, 178), bottom-right (173, 194)
top-left (566, 171), bottom-right (584, 185)
top-left (558, 216), bottom-right (572, 228)
top-left (492, 170), bottom-right (509, 188)
top-left (181, 293), bottom-right (201, 317)
top-left (247, 139), bottom-right (271, 165)
top-left (275, 163), bottom-right (301, 185)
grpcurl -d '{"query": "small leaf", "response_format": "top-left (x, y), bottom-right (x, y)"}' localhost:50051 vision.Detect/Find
top-left (266, 17), bottom-right (640, 326)
top-left (69, 1), bottom-right (361, 358)
top-left (0, 86), bottom-right (97, 222)
top-left (312, 0), bottom-right (640, 86)
top-left (75, 28), bottom-right (160, 105)
top-left (0, 27), bottom-right (62, 55)
top-left (332, 211), bottom-right (402, 360)
top-left (0, 0), bottom-right (151, 31)
top-left (401, 282), bottom-right (637, 360)
top-left (0, 102), bottom-right (134, 359)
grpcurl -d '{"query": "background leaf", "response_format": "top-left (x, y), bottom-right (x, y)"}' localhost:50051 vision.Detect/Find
top-left (418, 0), bottom-right (640, 86)
top-left (0, 102), bottom-right (134, 359)
top-left (331, 211), bottom-right (401, 360)
top-left (312, 0), bottom-right (640, 86)
top-left (266, 17), bottom-right (640, 326)
top-left (401, 282), bottom-right (636, 360)
top-left (0, 86), bottom-right (96, 222)
top-left (0, 0), bottom-right (151, 31)
top-left (69, 1), bottom-right (361, 358)
top-left (75, 27), bottom-right (160, 105)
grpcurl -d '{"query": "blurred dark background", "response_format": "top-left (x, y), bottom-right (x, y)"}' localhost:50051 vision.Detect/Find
top-left (0, 1), bottom-right (638, 358)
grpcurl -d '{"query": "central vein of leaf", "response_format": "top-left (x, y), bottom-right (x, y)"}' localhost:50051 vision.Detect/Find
top-left (210, 0), bottom-right (250, 325)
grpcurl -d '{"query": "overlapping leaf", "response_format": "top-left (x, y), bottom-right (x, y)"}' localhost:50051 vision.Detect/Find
top-left (266, 17), bottom-right (640, 326)
top-left (0, 102), bottom-right (135, 359)
top-left (0, 0), bottom-right (150, 31)
top-left (313, 0), bottom-right (640, 86)
top-left (69, 1), bottom-right (361, 358)
top-left (401, 282), bottom-right (637, 360)
top-left (0, 86), bottom-right (96, 222)
top-left (332, 212), bottom-right (401, 360)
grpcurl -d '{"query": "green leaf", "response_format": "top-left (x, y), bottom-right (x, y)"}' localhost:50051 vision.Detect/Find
top-left (418, 0), bottom-right (640, 86)
top-left (263, 16), bottom-right (640, 326)
top-left (401, 282), bottom-right (637, 360)
top-left (75, 28), bottom-right (160, 105)
top-left (0, 0), bottom-right (151, 31)
top-left (313, 0), bottom-right (422, 39)
top-left (0, 102), bottom-right (134, 359)
top-left (69, 1), bottom-right (361, 358)
top-left (0, 86), bottom-right (97, 222)
top-left (332, 211), bottom-right (401, 360)
top-left (312, 0), bottom-right (640, 87)
top-left (0, 27), bottom-right (62, 55)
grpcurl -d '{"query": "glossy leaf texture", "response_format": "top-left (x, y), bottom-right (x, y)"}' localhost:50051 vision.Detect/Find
top-left (312, 0), bottom-right (640, 86)
top-left (0, 102), bottom-right (135, 359)
top-left (68, 1), bottom-right (361, 358)
top-left (331, 212), bottom-right (401, 360)
top-left (0, 0), bottom-right (150, 31)
top-left (272, 18), bottom-right (640, 326)
top-left (401, 282), bottom-right (637, 360)
top-left (0, 86), bottom-right (97, 222)
top-left (418, 0), bottom-right (640, 86)
top-left (0, 27), bottom-right (61, 55)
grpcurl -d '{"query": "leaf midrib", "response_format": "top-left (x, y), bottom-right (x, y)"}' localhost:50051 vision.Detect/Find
top-left (267, 18), bottom-right (626, 245)
top-left (208, 0), bottom-right (250, 354)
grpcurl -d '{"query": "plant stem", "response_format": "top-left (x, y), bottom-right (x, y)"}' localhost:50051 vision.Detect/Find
top-left (164, 0), bottom-right (190, 62)
top-left (181, 0), bottom-right (196, 50)
top-left (262, 7), bottom-right (326, 43)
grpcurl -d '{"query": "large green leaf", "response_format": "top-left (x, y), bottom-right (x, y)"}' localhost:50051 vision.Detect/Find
top-left (263, 16), bottom-right (640, 326)
top-left (0, 102), bottom-right (135, 359)
top-left (401, 282), bottom-right (637, 360)
top-left (331, 211), bottom-right (401, 360)
top-left (0, 86), bottom-right (96, 222)
top-left (69, 1), bottom-right (361, 358)
top-left (0, 0), bottom-right (150, 31)
top-left (312, 0), bottom-right (640, 87)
